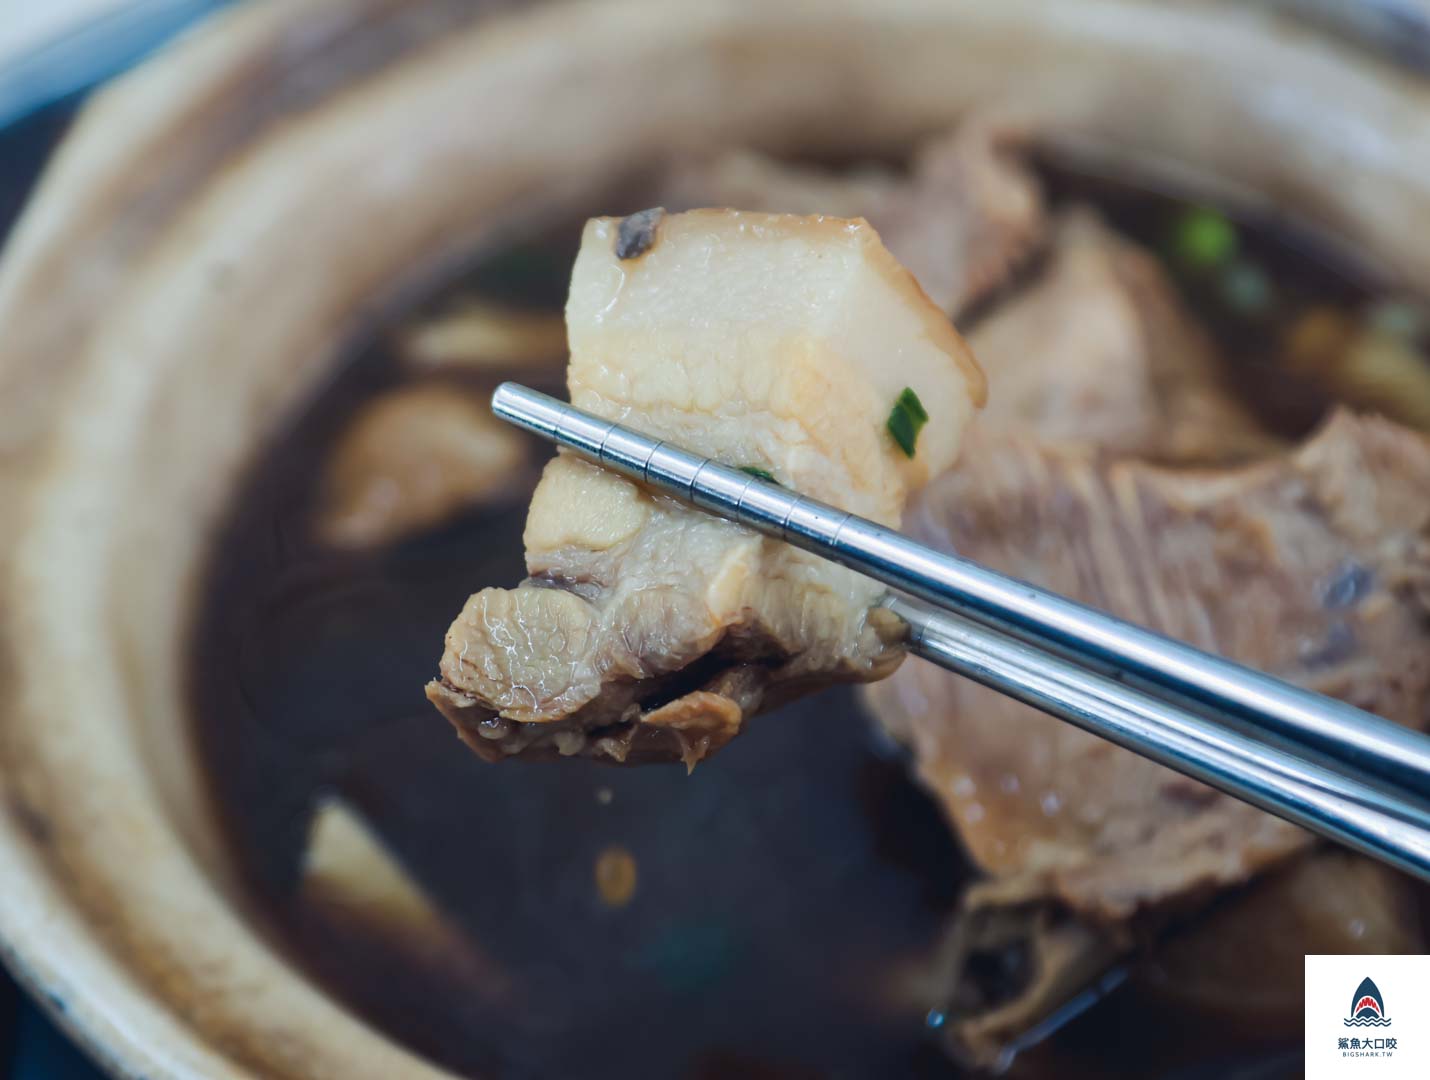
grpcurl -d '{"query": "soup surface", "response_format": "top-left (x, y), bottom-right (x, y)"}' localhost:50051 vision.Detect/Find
top-left (189, 162), bottom-right (1423, 1079)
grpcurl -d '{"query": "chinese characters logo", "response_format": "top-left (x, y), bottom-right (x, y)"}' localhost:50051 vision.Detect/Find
top-left (1336, 976), bottom-right (1399, 1060)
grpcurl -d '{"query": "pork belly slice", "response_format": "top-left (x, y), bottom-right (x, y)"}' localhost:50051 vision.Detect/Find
top-left (427, 208), bottom-right (984, 767)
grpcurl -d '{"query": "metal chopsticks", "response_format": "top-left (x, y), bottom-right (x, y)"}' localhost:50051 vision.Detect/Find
top-left (490, 382), bottom-right (1430, 883)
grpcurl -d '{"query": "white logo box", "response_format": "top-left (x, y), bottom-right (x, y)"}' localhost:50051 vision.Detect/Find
top-left (1306, 954), bottom-right (1430, 1079)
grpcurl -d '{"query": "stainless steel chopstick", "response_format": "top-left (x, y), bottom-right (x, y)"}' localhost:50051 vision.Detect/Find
top-left (490, 382), bottom-right (1430, 881)
top-left (889, 595), bottom-right (1430, 882)
top-left (492, 382), bottom-right (1430, 796)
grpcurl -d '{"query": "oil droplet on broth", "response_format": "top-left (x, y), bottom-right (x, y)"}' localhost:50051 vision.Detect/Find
top-left (595, 845), bottom-right (638, 908)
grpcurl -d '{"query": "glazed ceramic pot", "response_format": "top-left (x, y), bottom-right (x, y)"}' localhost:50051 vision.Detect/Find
top-left (0, 1), bottom-right (1428, 1076)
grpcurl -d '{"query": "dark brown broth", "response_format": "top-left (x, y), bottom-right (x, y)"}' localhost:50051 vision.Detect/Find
top-left (190, 175), bottom-right (1403, 1078)
top-left (191, 235), bottom-right (971, 1079)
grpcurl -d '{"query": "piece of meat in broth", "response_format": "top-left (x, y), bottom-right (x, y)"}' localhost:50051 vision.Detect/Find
top-left (661, 117), bottom-right (1044, 318)
top-left (1143, 850), bottom-right (1423, 1032)
top-left (969, 210), bottom-right (1277, 462)
top-left (427, 208), bottom-right (985, 768)
top-left (867, 412), bottom-right (1430, 1065)
top-left (316, 383), bottom-right (531, 549)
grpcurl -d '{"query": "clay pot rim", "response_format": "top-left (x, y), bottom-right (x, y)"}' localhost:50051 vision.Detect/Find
top-left (0, 2), bottom-right (1426, 1077)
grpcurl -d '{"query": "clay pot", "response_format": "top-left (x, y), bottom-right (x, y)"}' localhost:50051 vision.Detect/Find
top-left (0, 1), bottom-right (1426, 1075)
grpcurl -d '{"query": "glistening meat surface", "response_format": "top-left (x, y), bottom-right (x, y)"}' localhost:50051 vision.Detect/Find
top-left (427, 208), bottom-right (984, 767)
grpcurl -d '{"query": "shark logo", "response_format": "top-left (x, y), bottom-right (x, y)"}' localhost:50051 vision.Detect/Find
top-left (1345, 977), bottom-right (1393, 1028)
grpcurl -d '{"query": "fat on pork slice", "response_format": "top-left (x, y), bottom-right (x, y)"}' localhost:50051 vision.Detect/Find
top-left (427, 208), bottom-right (985, 768)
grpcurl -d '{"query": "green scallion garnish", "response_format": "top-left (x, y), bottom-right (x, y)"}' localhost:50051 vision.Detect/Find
top-left (887, 387), bottom-right (928, 458)
top-left (1170, 206), bottom-right (1237, 270)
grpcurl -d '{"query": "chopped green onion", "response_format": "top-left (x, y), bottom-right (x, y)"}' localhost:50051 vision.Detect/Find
top-left (1171, 206), bottom-right (1237, 270)
top-left (738, 465), bottom-right (778, 484)
top-left (887, 387), bottom-right (928, 458)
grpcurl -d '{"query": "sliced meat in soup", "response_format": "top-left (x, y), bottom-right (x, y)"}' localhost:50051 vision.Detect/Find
top-left (968, 209), bottom-right (1276, 462)
top-left (867, 412), bottom-right (1430, 1064)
